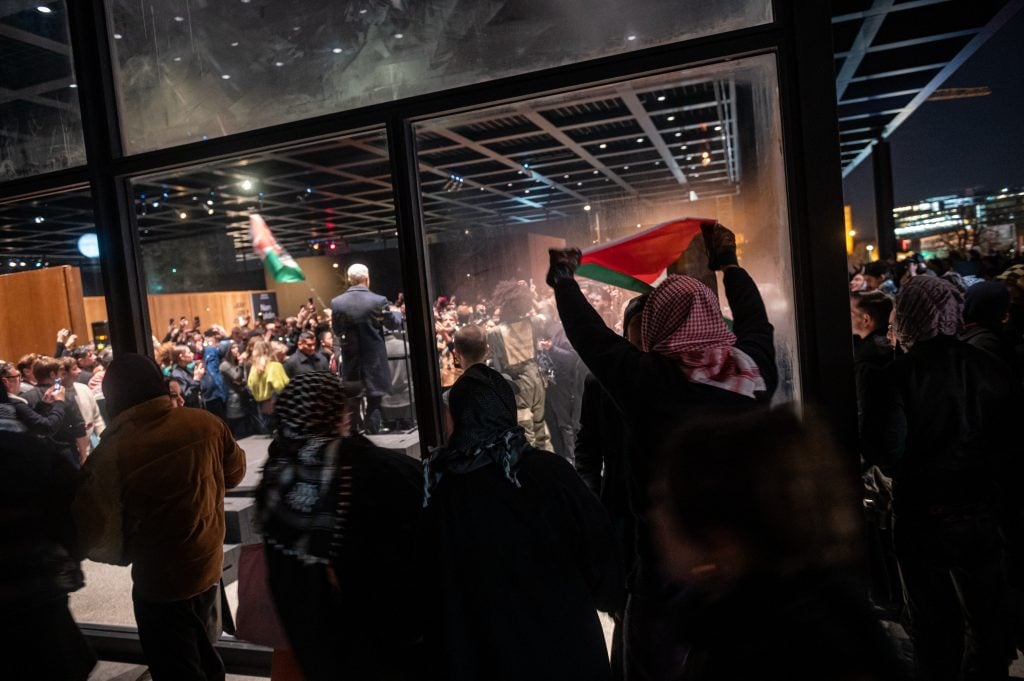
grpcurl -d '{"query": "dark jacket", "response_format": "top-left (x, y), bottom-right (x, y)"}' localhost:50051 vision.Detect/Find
top-left (554, 268), bottom-right (777, 592)
top-left (24, 386), bottom-right (86, 466)
top-left (575, 375), bottom-right (631, 518)
top-left (862, 335), bottom-right (1022, 514)
top-left (853, 331), bottom-right (894, 430)
top-left (421, 448), bottom-right (623, 681)
top-left (330, 286), bottom-right (395, 396)
top-left (0, 430), bottom-right (83, 608)
top-left (261, 435), bottom-right (424, 681)
top-left (169, 364), bottom-right (202, 408)
top-left (677, 570), bottom-right (906, 681)
top-left (283, 349), bottom-right (330, 378)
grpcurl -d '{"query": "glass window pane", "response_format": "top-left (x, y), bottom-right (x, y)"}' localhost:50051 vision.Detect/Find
top-left (132, 128), bottom-right (416, 437)
top-left (415, 53), bottom-right (798, 458)
top-left (0, 2), bottom-right (85, 179)
top-left (0, 189), bottom-right (117, 626)
top-left (108, 0), bottom-right (771, 154)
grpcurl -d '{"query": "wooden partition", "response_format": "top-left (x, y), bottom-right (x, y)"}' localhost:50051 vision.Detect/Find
top-left (83, 290), bottom-right (270, 341)
top-left (0, 266), bottom-right (88, 362)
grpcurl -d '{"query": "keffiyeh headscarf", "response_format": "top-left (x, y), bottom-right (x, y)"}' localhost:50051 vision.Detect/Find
top-left (423, 364), bottom-right (528, 506)
top-left (894, 276), bottom-right (963, 351)
top-left (259, 371), bottom-right (352, 564)
top-left (641, 275), bottom-right (766, 399)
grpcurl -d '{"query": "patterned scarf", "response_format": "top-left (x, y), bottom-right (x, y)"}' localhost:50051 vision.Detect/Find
top-left (894, 276), bottom-right (963, 351)
top-left (423, 364), bottom-right (528, 506)
top-left (641, 275), bottom-right (766, 398)
top-left (258, 371), bottom-right (351, 565)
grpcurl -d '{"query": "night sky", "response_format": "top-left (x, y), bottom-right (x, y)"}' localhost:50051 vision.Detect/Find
top-left (842, 8), bottom-right (1024, 240)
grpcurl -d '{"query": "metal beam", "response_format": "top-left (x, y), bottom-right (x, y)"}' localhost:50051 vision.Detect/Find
top-left (426, 126), bottom-right (588, 202)
top-left (516, 108), bottom-right (638, 197)
top-left (832, 0), bottom-right (949, 23)
top-left (0, 24), bottom-right (71, 55)
top-left (834, 28), bottom-right (982, 57)
top-left (848, 62), bottom-right (945, 83)
top-left (843, 0), bottom-right (1024, 177)
top-left (835, 0), bottom-right (895, 100)
top-left (617, 87), bottom-right (688, 185)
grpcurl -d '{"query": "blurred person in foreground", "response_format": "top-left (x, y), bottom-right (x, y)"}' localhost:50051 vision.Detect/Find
top-left (652, 408), bottom-right (906, 681)
top-left (420, 360), bottom-right (623, 681)
top-left (257, 372), bottom-right (423, 680)
top-left (546, 224), bottom-right (777, 680)
top-left (0, 386), bottom-right (95, 681)
top-left (74, 353), bottom-right (246, 681)
top-left (862, 276), bottom-right (1023, 680)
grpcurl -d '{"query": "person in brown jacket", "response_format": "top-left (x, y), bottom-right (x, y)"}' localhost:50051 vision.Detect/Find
top-left (74, 353), bottom-right (246, 681)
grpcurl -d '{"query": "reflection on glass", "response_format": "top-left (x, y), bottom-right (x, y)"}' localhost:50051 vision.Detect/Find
top-left (129, 130), bottom-right (415, 443)
top-left (415, 53), bottom-right (798, 458)
top-left (0, 188), bottom-right (116, 626)
top-left (107, 0), bottom-right (771, 153)
top-left (0, 1), bottom-right (85, 179)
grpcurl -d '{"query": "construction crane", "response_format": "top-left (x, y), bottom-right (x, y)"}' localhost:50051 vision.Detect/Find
top-left (927, 87), bottom-right (992, 101)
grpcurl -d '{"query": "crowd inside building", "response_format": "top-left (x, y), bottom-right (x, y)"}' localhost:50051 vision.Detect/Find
top-left (2, 226), bottom-right (1024, 681)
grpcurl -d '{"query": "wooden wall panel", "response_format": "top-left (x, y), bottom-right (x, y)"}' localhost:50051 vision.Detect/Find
top-left (84, 291), bottom-right (268, 343)
top-left (0, 266), bottom-right (88, 362)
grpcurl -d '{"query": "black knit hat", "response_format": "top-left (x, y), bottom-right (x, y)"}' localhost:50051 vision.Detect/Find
top-left (103, 353), bottom-right (168, 421)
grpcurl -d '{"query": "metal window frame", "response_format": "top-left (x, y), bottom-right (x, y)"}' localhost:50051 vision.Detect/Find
top-left (2, 0), bottom-right (849, 673)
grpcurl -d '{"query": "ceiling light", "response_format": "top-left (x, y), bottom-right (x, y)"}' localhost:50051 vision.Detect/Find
top-left (152, 201), bottom-right (160, 207)
top-left (274, 61), bottom-right (284, 67)
top-left (332, 47), bottom-right (343, 54)
top-left (715, 126), bottom-right (722, 131)
top-left (563, 174), bottom-right (569, 179)
top-left (636, 223), bottom-right (642, 228)
top-left (689, 190), bottom-right (699, 201)
top-left (240, 179), bottom-right (253, 191)
top-left (577, 182), bottom-right (582, 186)
top-left (636, 138), bottom-right (644, 143)
top-left (866, 244), bottom-right (875, 251)
top-left (114, 33), bottom-right (123, 40)
top-left (623, 165), bottom-right (629, 170)
top-left (675, 132), bottom-right (681, 137)
top-left (667, 115), bottom-right (675, 121)
top-left (681, 145), bottom-right (687, 150)
top-left (78, 233), bottom-right (100, 259)
top-left (179, 212), bottom-right (188, 219)
top-left (34, 216), bottom-right (44, 223)
top-left (394, 33), bottom-right (404, 39)
top-left (359, 8), bottom-right (367, 13)
top-left (231, 42), bottom-right (239, 47)
top-left (657, 95), bottom-right (665, 102)
top-left (206, 199), bottom-right (213, 205)
top-left (332, 263), bottom-right (339, 268)
top-left (174, 15), bottom-right (184, 22)
top-left (173, 56), bottom-right (181, 61)
top-left (592, 170), bottom-right (599, 175)
top-left (36, 6), bottom-right (52, 14)
top-left (701, 157), bottom-right (711, 166)
top-left (207, 208), bottom-right (214, 215)
top-left (524, 189), bottom-right (530, 194)
top-left (627, 35), bottom-right (636, 41)
top-left (583, 204), bottom-right (592, 211)
top-left (599, 143), bottom-right (607, 149)
top-left (221, 74), bottom-right (231, 79)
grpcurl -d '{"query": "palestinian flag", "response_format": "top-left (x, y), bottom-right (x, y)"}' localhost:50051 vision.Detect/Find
top-left (250, 214), bottom-right (306, 283)
top-left (576, 218), bottom-right (716, 293)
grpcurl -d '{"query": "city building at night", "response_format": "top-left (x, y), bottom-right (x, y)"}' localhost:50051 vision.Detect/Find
top-left (893, 188), bottom-right (1024, 256)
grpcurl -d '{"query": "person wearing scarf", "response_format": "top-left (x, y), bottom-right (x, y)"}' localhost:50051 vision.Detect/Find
top-left (862, 276), bottom-right (1024, 679)
top-left (546, 223), bottom-right (777, 681)
top-left (420, 362), bottom-right (623, 681)
top-left (256, 371), bottom-right (423, 681)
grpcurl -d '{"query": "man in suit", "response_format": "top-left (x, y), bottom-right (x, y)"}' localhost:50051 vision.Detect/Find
top-left (330, 264), bottom-right (400, 433)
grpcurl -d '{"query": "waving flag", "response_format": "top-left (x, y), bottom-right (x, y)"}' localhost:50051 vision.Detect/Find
top-left (576, 218), bottom-right (716, 293)
top-left (250, 214), bottom-right (305, 283)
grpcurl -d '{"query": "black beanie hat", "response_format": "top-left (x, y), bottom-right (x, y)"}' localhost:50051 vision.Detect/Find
top-left (103, 353), bottom-right (168, 421)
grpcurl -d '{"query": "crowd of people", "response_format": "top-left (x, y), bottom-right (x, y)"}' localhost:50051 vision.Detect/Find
top-left (4, 230), bottom-right (1024, 681)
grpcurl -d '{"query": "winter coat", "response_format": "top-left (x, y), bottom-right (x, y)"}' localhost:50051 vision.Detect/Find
top-left (330, 286), bottom-right (397, 397)
top-left (73, 396), bottom-right (246, 601)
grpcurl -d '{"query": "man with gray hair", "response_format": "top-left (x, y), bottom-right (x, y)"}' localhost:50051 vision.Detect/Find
top-left (330, 263), bottom-right (400, 433)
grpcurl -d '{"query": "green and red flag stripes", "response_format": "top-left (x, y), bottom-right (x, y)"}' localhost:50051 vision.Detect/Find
top-left (576, 218), bottom-right (716, 293)
top-left (250, 213), bottom-right (306, 283)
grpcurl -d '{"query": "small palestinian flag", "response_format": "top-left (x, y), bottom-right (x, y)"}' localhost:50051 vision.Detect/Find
top-left (250, 214), bottom-right (306, 283)
top-left (577, 218), bottom-right (716, 293)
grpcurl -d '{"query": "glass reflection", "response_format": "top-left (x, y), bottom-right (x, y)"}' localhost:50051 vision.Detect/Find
top-left (0, 1), bottom-right (85, 180)
top-left (107, 0), bottom-right (771, 153)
